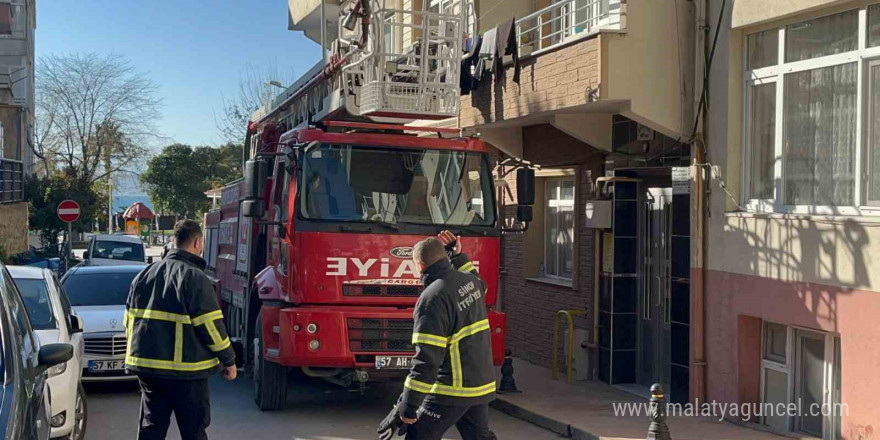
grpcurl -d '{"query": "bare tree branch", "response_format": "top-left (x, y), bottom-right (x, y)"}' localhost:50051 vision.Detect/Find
top-left (33, 53), bottom-right (162, 182)
top-left (213, 61), bottom-right (295, 144)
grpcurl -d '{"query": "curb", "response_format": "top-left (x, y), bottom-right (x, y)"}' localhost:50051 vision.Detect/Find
top-left (490, 398), bottom-right (600, 440)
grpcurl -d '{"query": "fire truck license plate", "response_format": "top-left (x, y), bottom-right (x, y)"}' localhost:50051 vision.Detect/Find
top-left (375, 356), bottom-right (413, 370)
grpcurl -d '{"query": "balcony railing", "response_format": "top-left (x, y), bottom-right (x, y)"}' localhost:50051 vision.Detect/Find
top-left (0, 158), bottom-right (23, 203)
top-left (516, 0), bottom-right (617, 55)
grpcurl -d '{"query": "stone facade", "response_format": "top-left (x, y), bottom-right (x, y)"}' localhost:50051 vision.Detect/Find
top-left (0, 202), bottom-right (28, 255)
top-left (460, 37), bottom-right (600, 129)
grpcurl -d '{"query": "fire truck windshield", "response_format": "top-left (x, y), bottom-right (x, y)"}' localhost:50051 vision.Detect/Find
top-left (299, 144), bottom-right (495, 227)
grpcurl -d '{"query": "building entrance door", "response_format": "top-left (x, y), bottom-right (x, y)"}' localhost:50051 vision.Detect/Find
top-left (637, 187), bottom-right (672, 389)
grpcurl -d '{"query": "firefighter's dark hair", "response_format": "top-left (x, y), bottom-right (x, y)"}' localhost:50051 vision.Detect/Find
top-left (173, 219), bottom-right (203, 248)
top-left (413, 237), bottom-right (448, 267)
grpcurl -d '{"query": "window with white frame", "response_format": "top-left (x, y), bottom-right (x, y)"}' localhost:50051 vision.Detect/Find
top-left (742, 6), bottom-right (880, 213)
top-left (544, 178), bottom-right (575, 279)
top-left (760, 321), bottom-right (842, 439)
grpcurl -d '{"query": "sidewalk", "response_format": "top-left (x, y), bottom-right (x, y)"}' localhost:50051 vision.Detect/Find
top-left (491, 359), bottom-right (790, 440)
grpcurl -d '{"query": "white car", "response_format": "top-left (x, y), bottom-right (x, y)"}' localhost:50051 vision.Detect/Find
top-left (8, 266), bottom-right (87, 440)
top-left (82, 234), bottom-right (151, 266)
top-left (61, 265), bottom-right (144, 382)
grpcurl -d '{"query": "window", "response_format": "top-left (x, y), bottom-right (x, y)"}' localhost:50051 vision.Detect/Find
top-left (743, 6), bottom-right (880, 213)
top-left (760, 321), bottom-right (843, 439)
top-left (544, 178), bottom-right (575, 279)
top-left (14, 279), bottom-right (57, 330)
top-left (92, 240), bottom-right (145, 262)
top-left (63, 271), bottom-right (140, 307)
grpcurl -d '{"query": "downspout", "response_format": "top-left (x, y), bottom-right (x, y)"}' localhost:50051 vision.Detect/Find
top-left (690, 0), bottom-right (708, 405)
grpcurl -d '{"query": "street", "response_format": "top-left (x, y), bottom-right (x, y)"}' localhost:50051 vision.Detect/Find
top-left (84, 374), bottom-right (563, 440)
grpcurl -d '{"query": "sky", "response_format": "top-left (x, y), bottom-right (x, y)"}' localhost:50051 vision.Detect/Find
top-left (37, 1), bottom-right (322, 149)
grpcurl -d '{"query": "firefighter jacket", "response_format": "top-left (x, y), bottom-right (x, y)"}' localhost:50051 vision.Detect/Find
top-left (400, 253), bottom-right (495, 411)
top-left (124, 249), bottom-right (236, 379)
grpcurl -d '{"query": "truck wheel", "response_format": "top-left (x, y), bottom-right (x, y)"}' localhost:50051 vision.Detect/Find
top-left (253, 312), bottom-right (287, 411)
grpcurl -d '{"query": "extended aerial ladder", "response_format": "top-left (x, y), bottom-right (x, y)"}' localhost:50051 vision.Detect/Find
top-left (257, 0), bottom-right (469, 134)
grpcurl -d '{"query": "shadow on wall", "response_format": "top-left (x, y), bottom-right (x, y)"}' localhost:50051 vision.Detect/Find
top-left (720, 213), bottom-right (871, 333)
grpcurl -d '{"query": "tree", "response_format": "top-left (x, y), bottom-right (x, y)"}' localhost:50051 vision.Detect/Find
top-left (214, 62), bottom-right (295, 144)
top-left (34, 53), bottom-right (161, 182)
top-left (140, 143), bottom-right (243, 218)
top-left (25, 171), bottom-right (106, 248)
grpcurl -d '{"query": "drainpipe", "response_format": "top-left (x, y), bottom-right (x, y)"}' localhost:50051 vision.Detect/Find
top-left (690, 0), bottom-right (708, 405)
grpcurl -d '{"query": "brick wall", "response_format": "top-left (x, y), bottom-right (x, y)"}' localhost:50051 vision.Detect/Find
top-left (460, 37), bottom-right (600, 129)
top-left (0, 202), bottom-right (28, 255)
top-left (496, 125), bottom-right (604, 369)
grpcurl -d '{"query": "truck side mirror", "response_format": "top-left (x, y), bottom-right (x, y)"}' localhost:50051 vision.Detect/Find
top-left (242, 199), bottom-right (265, 218)
top-left (244, 159), bottom-right (268, 199)
top-left (516, 206), bottom-right (533, 223)
top-left (516, 168), bottom-right (535, 206)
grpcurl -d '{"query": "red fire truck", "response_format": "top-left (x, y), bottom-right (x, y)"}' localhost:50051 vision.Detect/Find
top-left (204, 0), bottom-right (534, 410)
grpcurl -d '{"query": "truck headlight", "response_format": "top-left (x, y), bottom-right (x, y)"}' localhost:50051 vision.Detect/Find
top-left (48, 362), bottom-right (67, 377)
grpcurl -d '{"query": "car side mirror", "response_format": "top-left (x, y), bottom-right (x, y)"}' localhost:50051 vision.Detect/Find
top-left (70, 315), bottom-right (84, 334)
top-left (82, 250), bottom-right (89, 260)
top-left (147, 256), bottom-right (153, 264)
top-left (38, 343), bottom-right (73, 372)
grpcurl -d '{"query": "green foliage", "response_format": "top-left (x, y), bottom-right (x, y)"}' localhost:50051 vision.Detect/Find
top-left (25, 172), bottom-right (107, 248)
top-left (141, 143), bottom-right (243, 218)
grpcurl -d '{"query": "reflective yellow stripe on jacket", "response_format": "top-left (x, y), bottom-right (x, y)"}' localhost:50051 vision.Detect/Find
top-left (405, 377), bottom-right (496, 398)
top-left (125, 307), bottom-right (229, 372)
top-left (407, 318), bottom-right (492, 396)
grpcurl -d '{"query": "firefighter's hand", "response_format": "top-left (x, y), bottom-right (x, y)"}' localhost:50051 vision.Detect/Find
top-left (400, 416), bottom-right (418, 425)
top-left (438, 230), bottom-right (461, 256)
top-left (223, 365), bottom-right (237, 381)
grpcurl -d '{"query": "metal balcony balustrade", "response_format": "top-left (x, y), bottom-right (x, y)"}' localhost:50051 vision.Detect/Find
top-left (0, 158), bottom-right (22, 203)
top-left (516, 0), bottom-right (617, 56)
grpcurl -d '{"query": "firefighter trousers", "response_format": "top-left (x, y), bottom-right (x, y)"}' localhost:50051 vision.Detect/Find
top-left (137, 376), bottom-right (211, 440)
top-left (405, 402), bottom-right (497, 440)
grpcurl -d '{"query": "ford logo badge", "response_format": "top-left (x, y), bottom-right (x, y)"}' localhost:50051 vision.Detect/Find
top-left (390, 246), bottom-right (413, 259)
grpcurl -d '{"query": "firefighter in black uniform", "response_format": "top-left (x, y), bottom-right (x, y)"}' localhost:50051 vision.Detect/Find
top-left (379, 231), bottom-right (497, 440)
top-left (125, 220), bottom-right (237, 440)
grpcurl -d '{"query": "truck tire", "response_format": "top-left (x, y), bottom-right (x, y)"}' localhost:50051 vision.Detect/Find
top-left (253, 312), bottom-right (287, 411)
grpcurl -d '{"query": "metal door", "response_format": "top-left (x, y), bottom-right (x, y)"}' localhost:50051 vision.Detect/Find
top-left (637, 187), bottom-right (672, 389)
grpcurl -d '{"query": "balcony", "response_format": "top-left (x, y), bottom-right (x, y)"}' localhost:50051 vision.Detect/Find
top-left (0, 158), bottom-right (22, 203)
top-left (460, 0), bottom-right (692, 159)
top-left (287, 0), bottom-right (340, 46)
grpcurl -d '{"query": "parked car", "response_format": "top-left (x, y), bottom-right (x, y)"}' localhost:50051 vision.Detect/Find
top-left (82, 235), bottom-right (150, 266)
top-left (0, 262), bottom-right (74, 440)
top-left (61, 265), bottom-right (144, 381)
top-left (8, 266), bottom-right (87, 440)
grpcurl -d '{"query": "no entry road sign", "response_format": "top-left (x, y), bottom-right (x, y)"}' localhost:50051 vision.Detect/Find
top-left (57, 200), bottom-right (81, 223)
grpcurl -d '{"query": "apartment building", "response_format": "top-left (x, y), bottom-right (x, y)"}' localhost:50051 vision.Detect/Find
top-left (704, 0), bottom-right (880, 438)
top-left (0, 0), bottom-right (34, 255)
top-left (461, 0), bottom-right (699, 404)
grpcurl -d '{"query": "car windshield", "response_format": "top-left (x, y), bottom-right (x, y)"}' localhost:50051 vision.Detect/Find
top-left (92, 240), bottom-right (144, 262)
top-left (63, 271), bottom-right (140, 306)
top-left (299, 145), bottom-right (495, 227)
top-left (14, 279), bottom-right (57, 330)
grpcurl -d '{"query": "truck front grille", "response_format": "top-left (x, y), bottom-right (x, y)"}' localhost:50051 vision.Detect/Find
top-left (347, 318), bottom-right (414, 352)
top-left (84, 333), bottom-right (127, 357)
top-left (343, 284), bottom-right (422, 297)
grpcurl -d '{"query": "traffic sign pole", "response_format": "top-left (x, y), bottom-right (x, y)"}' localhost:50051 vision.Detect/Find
top-left (57, 200), bottom-right (81, 274)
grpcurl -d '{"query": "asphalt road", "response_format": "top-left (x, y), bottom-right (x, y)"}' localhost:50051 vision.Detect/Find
top-left (83, 374), bottom-right (563, 440)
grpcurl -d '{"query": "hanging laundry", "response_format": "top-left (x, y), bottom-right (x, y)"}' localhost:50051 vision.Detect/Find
top-left (495, 17), bottom-right (521, 84)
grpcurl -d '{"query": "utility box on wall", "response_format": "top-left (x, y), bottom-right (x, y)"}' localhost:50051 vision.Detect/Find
top-left (584, 200), bottom-right (612, 229)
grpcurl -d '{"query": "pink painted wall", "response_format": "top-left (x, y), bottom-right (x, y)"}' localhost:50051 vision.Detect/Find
top-left (705, 269), bottom-right (880, 438)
